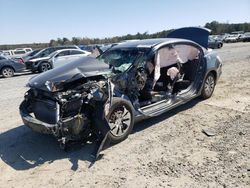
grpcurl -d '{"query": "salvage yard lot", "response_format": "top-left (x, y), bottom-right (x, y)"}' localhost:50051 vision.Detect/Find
top-left (0, 42), bottom-right (250, 188)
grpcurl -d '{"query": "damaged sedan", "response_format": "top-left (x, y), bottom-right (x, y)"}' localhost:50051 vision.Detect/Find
top-left (20, 27), bottom-right (222, 156)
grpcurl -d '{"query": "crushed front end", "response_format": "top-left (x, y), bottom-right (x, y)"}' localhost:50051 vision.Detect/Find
top-left (20, 79), bottom-right (110, 148)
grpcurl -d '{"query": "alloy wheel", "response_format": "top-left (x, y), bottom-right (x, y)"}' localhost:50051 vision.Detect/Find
top-left (108, 105), bottom-right (132, 137)
top-left (41, 63), bottom-right (51, 72)
top-left (2, 68), bottom-right (14, 78)
top-left (204, 75), bottom-right (215, 97)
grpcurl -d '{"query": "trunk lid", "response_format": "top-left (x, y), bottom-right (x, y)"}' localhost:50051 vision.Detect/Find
top-left (167, 27), bottom-right (211, 49)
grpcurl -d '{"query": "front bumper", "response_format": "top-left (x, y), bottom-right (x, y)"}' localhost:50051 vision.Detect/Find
top-left (19, 101), bottom-right (56, 134)
top-left (25, 61), bottom-right (38, 71)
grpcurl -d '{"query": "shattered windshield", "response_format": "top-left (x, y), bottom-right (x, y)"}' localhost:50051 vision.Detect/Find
top-left (98, 48), bottom-right (146, 73)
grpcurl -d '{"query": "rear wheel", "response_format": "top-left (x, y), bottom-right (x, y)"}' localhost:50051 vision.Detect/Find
top-left (1, 67), bottom-right (14, 78)
top-left (201, 73), bottom-right (215, 99)
top-left (38, 62), bottom-right (51, 73)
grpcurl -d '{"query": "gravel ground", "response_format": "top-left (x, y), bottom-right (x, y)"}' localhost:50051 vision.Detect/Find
top-left (0, 42), bottom-right (250, 188)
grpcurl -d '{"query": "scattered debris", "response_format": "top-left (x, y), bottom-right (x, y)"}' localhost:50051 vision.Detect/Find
top-left (239, 131), bottom-right (246, 136)
top-left (202, 129), bottom-right (216, 137)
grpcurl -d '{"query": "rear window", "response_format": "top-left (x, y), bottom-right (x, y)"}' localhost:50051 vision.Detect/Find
top-left (14, 50), bottom-right (26, 55)
top-left (3, 52), bottom-right (10, 56)
top-left (56, 50), bottom-right (70, 57)
top-left (57, 46), bottom-right (77, 50)
top-left (70, 50), bottom-right (85, 55)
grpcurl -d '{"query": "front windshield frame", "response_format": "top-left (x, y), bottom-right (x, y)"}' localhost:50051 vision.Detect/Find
top-left (98, 47), bottom-right (149, 74)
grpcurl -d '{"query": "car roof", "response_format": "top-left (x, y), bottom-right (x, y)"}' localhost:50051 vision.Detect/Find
top-left (112, 38), bottom-right (197, 49)
top-left (56, 48), bottom-right (80, 52)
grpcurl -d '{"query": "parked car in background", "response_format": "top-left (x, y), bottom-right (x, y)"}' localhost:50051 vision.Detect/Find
top-left (224, 34), bottom-right (241, 43)
top-left (15, 48), bottom-right (33, 52)
top-left (99, 44), bottom-right (116, 53)
top-left (242, 32), bottom-right (250, 42)
top-left (0, 55), bottom-right (26, 78)
top-left (20, 27), bottom-right (222, 153)
top-left (28, 45), bottom-right (80, 60)
top-left (231, 31), bottom-right (244, 35)
top-left (2, 48), bottom-right (32, 58)
top-left (25, 49), bottom-right (90, 73)
top-left (79, 44), bottom-right (98, 53)
top-left (2, 50), bottom-right (15, 57)
top-left (208, 36), bottom-right (223, 49)
top-left (22, 49), bottom-right (41, 62)
top-left (12, 49), bottom-right (27, 57)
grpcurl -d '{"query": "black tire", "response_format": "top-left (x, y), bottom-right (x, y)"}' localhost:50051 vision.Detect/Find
top-left (1, 67), bottom-right (14, 78)
top-left (93, 97), bottom-right (134, 144)
top-left (38, 62), bottom-right (51, 73)
top-left (201, 73), bottom-right (216, 99)
top-left (217, 43), bottom-right (222, 48)
top-left (106, 98), bottom-right (135, 143)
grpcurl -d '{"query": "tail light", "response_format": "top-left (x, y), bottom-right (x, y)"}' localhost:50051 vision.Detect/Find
top-left (18, 58), bottom-right (24, 64)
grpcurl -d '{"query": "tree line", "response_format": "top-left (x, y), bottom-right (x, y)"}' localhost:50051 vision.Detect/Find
top-left (1, 21), bottom-right (250, 50)
top-left (205, 21), bottom-right (250, 35)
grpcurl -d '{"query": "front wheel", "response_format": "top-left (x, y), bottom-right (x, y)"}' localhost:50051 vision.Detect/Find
top-left (106, 98), bottom-right (134, 143)
top-left (38, 62), bottom-right (51, 73)
top-left (201, 73), bottom-right (216, 99)
top-left (1, 67), bottom-right (14, 78)
top-left (93, 98), bottom-right (135, 144)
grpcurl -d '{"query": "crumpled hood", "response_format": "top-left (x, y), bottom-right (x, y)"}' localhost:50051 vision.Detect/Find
top-left (28, 56), bottom-right (111, 92)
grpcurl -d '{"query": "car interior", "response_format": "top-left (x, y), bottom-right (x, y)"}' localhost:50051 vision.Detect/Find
top-left (138, 44), bottom-right (201, 106)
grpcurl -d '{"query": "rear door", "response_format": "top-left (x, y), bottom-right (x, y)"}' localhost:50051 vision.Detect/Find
top-left (68, 50), bottom-right (86, 62)
top-left (53, 50), bottom-right (70, 68)
top-left (0, 56), bottom-right (6, 69)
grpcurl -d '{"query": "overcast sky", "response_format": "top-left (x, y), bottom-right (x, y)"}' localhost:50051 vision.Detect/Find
top-left (0, 0), bottom-right (249, 44)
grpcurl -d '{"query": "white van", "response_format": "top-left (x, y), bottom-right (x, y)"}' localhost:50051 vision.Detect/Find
top-left (15, 48), bottom-right (33, 52)
top-left (2, 48), bottom-right (32, 58)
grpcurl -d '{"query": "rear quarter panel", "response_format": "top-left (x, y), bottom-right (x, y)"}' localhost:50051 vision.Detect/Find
top-left (1, 60), bottom-right (25, 72)
top-left (204, 50), bottom-right (222, 83)
top-left (0, 60), bottom-right (16, 71)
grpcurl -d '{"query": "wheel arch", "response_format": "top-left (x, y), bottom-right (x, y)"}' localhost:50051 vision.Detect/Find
top-left (38, 61), bottom-right (52, 72)
top-left (208, 70), bottom-right (217, 83)
top-left (1, 65), bottom-right (16, 73)
top-left (198, 69), bottom-right (218, 95)
top-left (92, 97), bottom-right (135, 143)
top-left (38, 61), bottom-right (51, 67)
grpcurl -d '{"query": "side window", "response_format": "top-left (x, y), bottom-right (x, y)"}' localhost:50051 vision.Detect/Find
top-left (3, 52), bottom-right (10, 56)
top-left (156, 45), bottom-right (179, 68)
top-left (173, 44), bottom-right (200, 63)
top-left (56, 51), bottom-right (70, 58)
top-left (70, 50), bottom-right (84, 55)
top-left (40, 49), bottom-right (51, 57)
top-left (156, 44), bottom-right (200, 68)
top-left (14, 50), bottom-right (26, 55)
